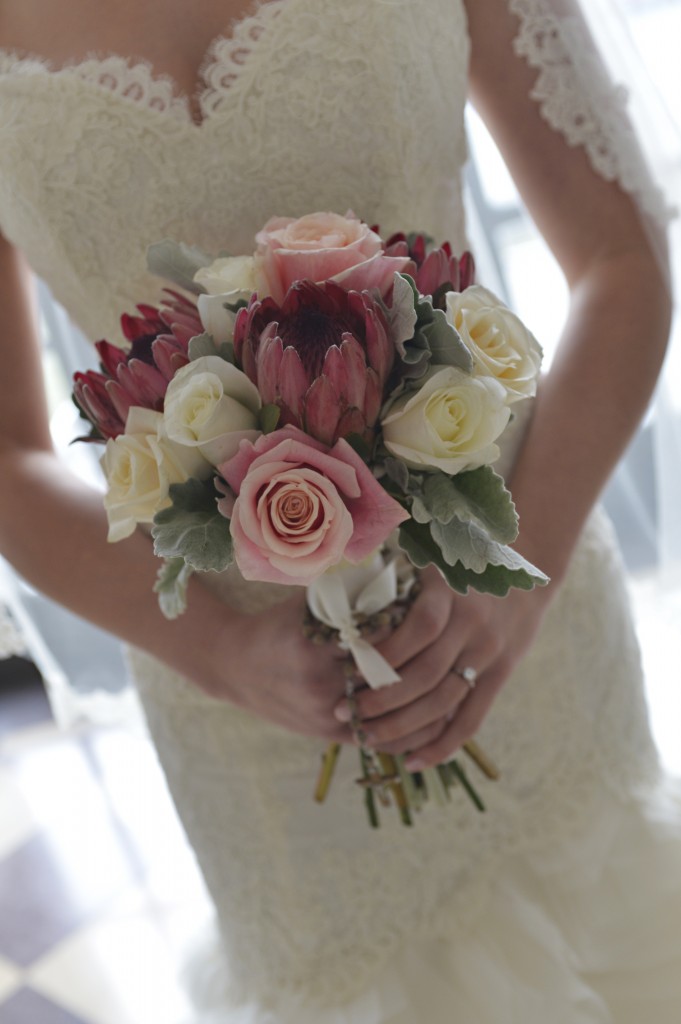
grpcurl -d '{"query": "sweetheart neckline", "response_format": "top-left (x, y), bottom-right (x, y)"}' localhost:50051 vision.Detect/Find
top-left (0, 0), bottom-right (286, 127)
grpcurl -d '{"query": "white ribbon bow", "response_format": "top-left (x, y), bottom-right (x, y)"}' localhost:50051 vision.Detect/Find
top-left (306, 557), bottom-right (402, 689)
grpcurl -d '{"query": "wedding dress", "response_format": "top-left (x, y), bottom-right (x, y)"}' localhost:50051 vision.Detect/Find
top-left (0, 1), bottom-right (679, 1020)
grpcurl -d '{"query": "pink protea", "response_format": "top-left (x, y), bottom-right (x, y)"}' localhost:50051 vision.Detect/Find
top-left (384, 233), bottom-right (475, 306)
top-left (233, 280), bottom-right (395, 447)
top-left (73, 291), bottom-right (202, 441)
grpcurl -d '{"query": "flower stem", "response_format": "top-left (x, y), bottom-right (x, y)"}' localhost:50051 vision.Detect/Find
top-left (449, 759), bottom-right (486, 812)
top-left (377, 752), bottom-right (413, 826)
top-left (463, 740), bottom-right (500, 780)
top-left (360, 749), bottom-right (380, 828)
top-left (314, 742), bottom-right (342, 803)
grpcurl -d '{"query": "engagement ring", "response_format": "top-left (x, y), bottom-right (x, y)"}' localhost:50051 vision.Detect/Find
top-left (455, 665), bottom-right (478, 689)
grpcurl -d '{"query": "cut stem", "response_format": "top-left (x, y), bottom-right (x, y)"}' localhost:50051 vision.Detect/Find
top-left (449, 759), bottom-right (486, 812)
top-left (314, 742), bottom-right (342, 803)
top-left (463, 740), bottom-right (500, 780)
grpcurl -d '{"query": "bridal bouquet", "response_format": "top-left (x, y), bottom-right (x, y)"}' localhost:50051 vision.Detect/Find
top-left (73, 211), bottom-right (546, 825)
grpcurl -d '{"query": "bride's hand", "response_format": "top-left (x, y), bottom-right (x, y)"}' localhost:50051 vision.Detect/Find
top-left (207, 592), bottom-right (353, 743)
top-left (333, 566), bottom-right (553, 769)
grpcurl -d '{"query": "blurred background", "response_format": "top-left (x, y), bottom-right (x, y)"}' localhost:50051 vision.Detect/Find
top-left (1, 1), bottom-right (680, 1021)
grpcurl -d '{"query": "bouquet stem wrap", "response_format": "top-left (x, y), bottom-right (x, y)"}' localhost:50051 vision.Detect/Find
top-left (306, 550), bottom-right (497, 825)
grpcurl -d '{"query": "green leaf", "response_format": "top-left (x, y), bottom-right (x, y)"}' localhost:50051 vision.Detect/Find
top-left (383, 457), bottom-right (411, 493)
top-left (259, 403), bottom-right (281, 434)
top-left (146, 239), bottom-right (215, 293)
top-left (152, 478), bottom-right (233, 572)
top-left (421, 310), bottom-right (473, 372)
top-left (395, 274), bottom-right (473, 380)
top-left (386, 273), bottom-right (419, 352)
top-left (153, 558), bottom-right (194, 619)
top-left (188, 333), bottom-right (235, 364)
top-left (421, 468), bottom-right (518, 544)
top-left (409, 494), bottom-right (433, 524)
top-left (430, 516), bottom-right (547, 580)
top-left (188, 332), bottom-right (219, 360)
top-left (397, 518), bottom-right (548, 597)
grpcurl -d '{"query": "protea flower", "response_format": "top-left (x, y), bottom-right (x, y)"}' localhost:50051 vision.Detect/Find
top-left (384, 233), bottom-right (475, 307)
top-left (233, 280), bottom-right (395, 446)
top-left (73, 291), bottom-right (202, 441)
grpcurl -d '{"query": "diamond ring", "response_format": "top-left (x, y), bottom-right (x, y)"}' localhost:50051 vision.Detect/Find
top-left (454, 665), bottom-right (478, 689)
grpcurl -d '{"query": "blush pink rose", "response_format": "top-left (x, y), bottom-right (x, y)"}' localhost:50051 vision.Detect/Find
top-left (254, 211), bottom-right (412, 304)
top-left (218, 425), bottom-right (409, 585)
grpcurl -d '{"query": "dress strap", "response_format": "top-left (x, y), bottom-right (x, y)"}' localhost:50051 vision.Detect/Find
top-left (508, 0), bottom-right (674, 226)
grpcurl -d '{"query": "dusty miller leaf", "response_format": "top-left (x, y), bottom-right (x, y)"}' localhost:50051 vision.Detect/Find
top-left (188, 333), bottom-right (235, 364)
top-left (386, 273), bottom-right (419, 354)
top-left (430, 516), bottom-right (547, 580)
top-left (421, 309), bottom-right (472, 372)
top-left (153, 558), bottom-right (194, 619)
top-left (152, 478), bottom-right (233, 572)
top-left (420, 468), bottom-right (518, 543)
top-left (147, 239), bottom-right (214, 293)
top-left (395, 274), bottom-right (473, 378)
top-left (398, 518), bottom-right (547, 596)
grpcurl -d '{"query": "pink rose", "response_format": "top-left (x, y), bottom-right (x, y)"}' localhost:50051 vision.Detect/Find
top-left (254, 211), bottom-right (411, 304)
top-left (218, 426), bottom-right (409, 585)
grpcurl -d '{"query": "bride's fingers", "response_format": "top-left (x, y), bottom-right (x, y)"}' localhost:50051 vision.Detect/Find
top-left (356, 671), bottom-right (472, 750)
top-left (368, 718), bottom-right (449, 757)
top-left (404, 666), bottom-right (507, 770)
top-left (335, 642), bottom-right (457, 723)
top-left (343, 638), bottom-right (492, 724)
top-left (373, 571), bottom-right (452, 671)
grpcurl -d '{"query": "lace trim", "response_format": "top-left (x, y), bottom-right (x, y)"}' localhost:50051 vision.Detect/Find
top-left (0, 0), bottom-right (285, 125)
top-left (200, 0), bottom-right (285, 119)
top-left (0, 605), bottom-right (26, 659)
top-left (509, 0), bottom-right (674, 225)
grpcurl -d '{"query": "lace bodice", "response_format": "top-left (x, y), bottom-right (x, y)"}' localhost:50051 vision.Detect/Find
top-left (0, 0), bottom-right (668, 352)
top-left (0, 0), bottom-right (470, 347)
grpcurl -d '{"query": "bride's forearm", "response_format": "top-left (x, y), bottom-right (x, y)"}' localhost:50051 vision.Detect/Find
top-left (508, 247), bottom-right (671, 585)
top-left (0, 446), bottom-right (242, 695)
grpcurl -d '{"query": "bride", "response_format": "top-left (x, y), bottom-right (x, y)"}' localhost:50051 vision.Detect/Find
top-left (0, 0), bottom-right (679, 1020)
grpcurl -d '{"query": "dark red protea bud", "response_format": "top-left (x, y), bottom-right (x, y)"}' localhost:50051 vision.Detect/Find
top-left (384, 233), bottom-right (475, 308)
top-left (73, 290), bottom-right (202, 441)
top-left (233, 280), bottom-right (394, 446)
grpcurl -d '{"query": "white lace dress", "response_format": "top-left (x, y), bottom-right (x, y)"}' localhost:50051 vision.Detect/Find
top-left (0, 1), bottom-right (680, 1020)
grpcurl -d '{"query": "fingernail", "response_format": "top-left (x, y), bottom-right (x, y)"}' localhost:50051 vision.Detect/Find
top-left (405, 757), bottom-right (426, 772)
top-left (334, 703), bottom-right (352, 723)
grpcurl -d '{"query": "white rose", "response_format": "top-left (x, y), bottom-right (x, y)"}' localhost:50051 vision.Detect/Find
top-left (445, 286), bottom-right (542, 403)
top-left (163, 355), bottom-right (262, 466)
top-left (194, 256), bottom-right (257, 295)
top-left (381, 366), bottom-right (511, 474)
top-left (101, 408), bottom-right (209, 542)
top-left (194, 257), bottom-right (257, 344)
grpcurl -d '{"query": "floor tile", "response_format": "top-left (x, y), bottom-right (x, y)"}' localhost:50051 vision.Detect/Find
top-left (29, 913), bottom-right (193, 1024)
top-left (0, 767), bottom-right (38, 861)
top-left (0, 987), bottom-right (90, 1024)
top-left (0, 809), bottom-right (139, 968)
top-left (0, 955), bottom-right (21, 1004)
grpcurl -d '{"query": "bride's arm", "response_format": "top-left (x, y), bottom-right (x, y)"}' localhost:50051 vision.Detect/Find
top-left (0, 237), bottom-right (349, 739)
top-left (340, 0), bottom-right (672, 765)
top-left (465, 0), bottom-right (670, 582)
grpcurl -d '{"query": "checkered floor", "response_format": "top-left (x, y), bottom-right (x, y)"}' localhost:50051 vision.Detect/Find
top-left (0, 659), bottom-right (212, 1024)
top-left (0, 577), bottom-right (679, 1024)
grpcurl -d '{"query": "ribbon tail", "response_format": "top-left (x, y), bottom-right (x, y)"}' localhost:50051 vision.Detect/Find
top-left (348, 637), bottom-right (401, 688)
